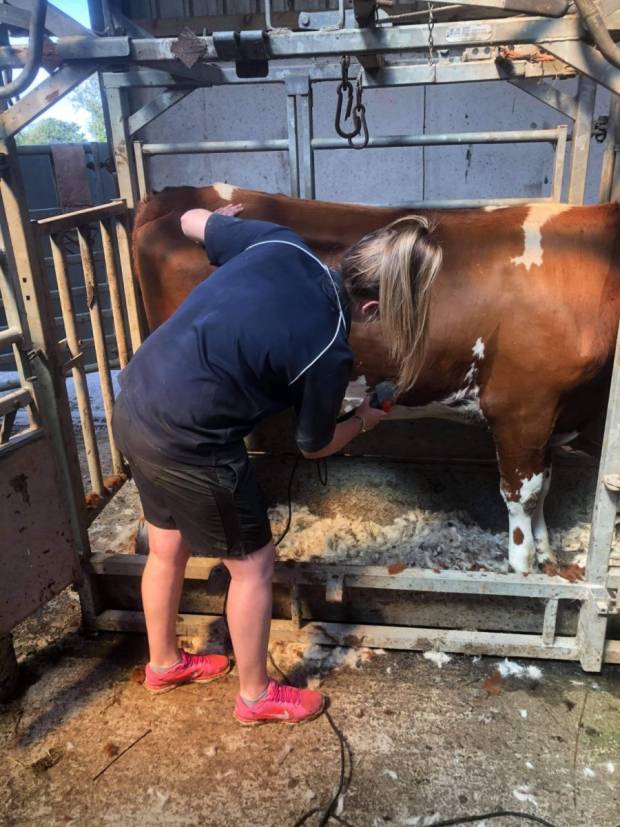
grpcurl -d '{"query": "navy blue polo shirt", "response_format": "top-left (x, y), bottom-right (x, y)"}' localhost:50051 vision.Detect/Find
top-left (117, 213), bottom-right (353, 463)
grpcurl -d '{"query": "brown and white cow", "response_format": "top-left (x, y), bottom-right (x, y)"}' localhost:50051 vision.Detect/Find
top-left (132, 183), bottom-right (620, 574)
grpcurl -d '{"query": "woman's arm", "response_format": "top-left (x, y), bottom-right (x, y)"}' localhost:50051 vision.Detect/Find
top-left (180, 205), bottom-right (244, 244)
top-left (301, 395), bottom-right (387, 460)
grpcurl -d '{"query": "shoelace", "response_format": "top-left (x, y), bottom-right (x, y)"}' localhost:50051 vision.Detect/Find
top-left (270, 681), bottom-right (302, 706)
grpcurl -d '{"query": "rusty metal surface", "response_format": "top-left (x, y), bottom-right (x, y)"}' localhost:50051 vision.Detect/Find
top-left (50, 145), bottom-right (92, 210)
top-left (0, 436), bottom-right (80, 635)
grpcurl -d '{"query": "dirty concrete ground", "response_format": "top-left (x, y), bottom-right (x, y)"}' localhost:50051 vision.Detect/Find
top-left (1, 590), bottom-right (619, 827)
top-left (4, 424), bottom-right (619, 825)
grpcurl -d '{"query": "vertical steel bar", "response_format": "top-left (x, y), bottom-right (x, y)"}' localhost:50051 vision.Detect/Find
top-left (551, 124), bottom-right (568, 201)
top-left (541, 598), bottom-right (559, 646)
top-left (577, 322), bottom-right (620, 671)
top-left (50, 233), bottom-right (105, 496)
top-left (599, 94), bottom-right (620, 203)
top-left (299, 80), bottom-right (315, 200)
top-left (285, 93), bottom-right (300, 198)
top-left (76, 226), bottom-right (124, 474)
top-left (103, 84), bottom-right (139, 210)
top-left (0, 248), bottom-right (38, 429)
top-left (133, 141), bottom-right (148, 201)
top-left (567, 76), bottom-right (597, 204)
top-left (99, 217), bottom-right (130, 369)
top-left (114, 213), bottom-right (145, 353)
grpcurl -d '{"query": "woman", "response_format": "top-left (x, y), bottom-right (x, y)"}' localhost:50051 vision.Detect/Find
top-left (112, 204), bottom-right (442, 725)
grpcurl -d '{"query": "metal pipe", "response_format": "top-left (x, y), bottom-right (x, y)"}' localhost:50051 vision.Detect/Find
top-left (114, 214), bottom-right (144, 354)
top-left (574, 0), bottom-right (620, 70)
top-left (99, 217), bottom-right (130, 369)
top-left (50, 233), bottom-right (105, 497)
top-left (0, 386), bottom-right (31, 417)
top-left (0, 0), bottom-right (47, 101)
top-left (379, 197), bottom-right (553, 208)
top-left (0, 325), bottom-right (22, 346)
top-left (312, 128), bottom-right (564, 150)
top-left (141, 139), bottom-right (289, 156)
top-left (76, 226), bottom-right (124, 475)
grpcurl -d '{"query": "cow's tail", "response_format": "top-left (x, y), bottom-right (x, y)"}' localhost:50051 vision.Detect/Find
top-left (379, 215), bottom-right (443, 393)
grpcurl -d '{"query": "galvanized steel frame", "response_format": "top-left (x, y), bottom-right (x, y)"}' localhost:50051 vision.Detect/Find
top-left (0, 1), bottom-right (619, 670)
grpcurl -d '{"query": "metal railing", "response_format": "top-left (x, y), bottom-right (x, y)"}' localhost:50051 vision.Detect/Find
top-left (36, 199), bottom-right (142, 517)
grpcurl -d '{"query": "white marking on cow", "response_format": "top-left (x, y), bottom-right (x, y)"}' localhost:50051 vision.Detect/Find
top-left (511, 203), bottom-right (572, 271)
top-left (213, 182), bottom-right (237, 200)
top-left (472, 337), bottom-right (485, 359)
top-left (483, 205), bottom-right (509, 212)
top-left (501, 472), bottom-right (546, 573)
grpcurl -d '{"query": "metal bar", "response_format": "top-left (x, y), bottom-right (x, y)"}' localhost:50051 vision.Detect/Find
top-left (377, 197), bottom-right (553, 208)
top-left (114, 214), bottom-right (144, 354)
top-left (313, 128), bottom-right (564, 151)
top-left (0, 62), bottom-right (97, 139)
top-left (104, 85), bottom-right (139, 210)
top-left (133, 141), bottom-right (148, 201)
top-left (49, 233), bottom-right (105, 497)
top-left (37, 200), bottom-right (126, 234)
top-left (567, 75), bottom-right (597, 203)
top-left (541, 40), bottom-right (620, 96)
top-left (0, 0), bottom-right (46, 102)
top-left (599, 94), bottom-right (620, 203)
top-left (577, 321), bottom-right (620, 671)
top-left (99, 217), bottom-right (130, 369)
top-left (76, 227), bottom-right (123, 474)
top-left (94, 609), bottom-right (596, 663)
top-left (0, 325), bottom-right (22, 346)
top-left (0, 386), bottom-right (31, 416)
top-left (509, 78), bottom-right (578, 119)
top-left (299, 82), bottom-right (314, 200)
top-left (127, 87), bottom-right (193, 138)
top-left (0, 407), bottom-right (17, 444)
top-left (541, 597), bottom-right (559, 645)
top-left (102, 58), bottom-right (577, 90)
top-left (8, 0), bottom-right (95, 37)
top-left (551, 123), bottom-right (568, 201)
top-left (141, 139), bottom-right (289, 155)
top-left (125, 17), bottom-right (586, 60)
top-left (285, 92), bottom-right (300, 198)
top-left (90, 552), bottom-right (601, 600)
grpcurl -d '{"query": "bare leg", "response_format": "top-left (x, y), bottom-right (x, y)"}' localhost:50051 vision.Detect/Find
top-left (142, 522), bottom-right (191, 667)
top-left (223, 541), bottom-right (275, 700)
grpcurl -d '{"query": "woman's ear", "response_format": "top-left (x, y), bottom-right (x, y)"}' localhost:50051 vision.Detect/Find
top-left (361, 300), bottom-right (380, 321)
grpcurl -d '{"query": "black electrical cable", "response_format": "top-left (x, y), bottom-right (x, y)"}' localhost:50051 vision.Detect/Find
top-left (275, 456), bottom-right (328, 546)
top-left (274, 455), bottom-right (301, 546)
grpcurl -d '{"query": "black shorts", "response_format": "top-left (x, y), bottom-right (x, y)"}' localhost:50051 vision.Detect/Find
top-left (112, 407), bottom-right (272, 558)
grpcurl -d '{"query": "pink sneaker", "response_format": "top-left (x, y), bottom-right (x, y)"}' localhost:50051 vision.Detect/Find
top-left (144, 649), bottom-right (231, 694)
top-left (234, 680), bottom-right (325, 726)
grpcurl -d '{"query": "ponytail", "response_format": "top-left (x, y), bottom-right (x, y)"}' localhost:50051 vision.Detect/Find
top-left (341, 215), bottom-right (443, 393)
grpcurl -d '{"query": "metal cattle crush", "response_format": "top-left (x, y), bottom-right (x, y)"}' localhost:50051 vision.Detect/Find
top-left (0, 0), bottom-right (619, 693)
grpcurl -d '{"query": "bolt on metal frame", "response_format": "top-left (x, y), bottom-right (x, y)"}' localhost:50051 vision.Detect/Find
top-left (0, 1), bottom-right (618, 671)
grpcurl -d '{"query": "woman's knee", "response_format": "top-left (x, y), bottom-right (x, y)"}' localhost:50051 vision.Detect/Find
top-left (224, 541), bottom-right (275, 582)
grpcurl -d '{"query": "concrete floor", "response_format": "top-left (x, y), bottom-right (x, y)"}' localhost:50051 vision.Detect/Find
top-left (1, 591), bottom-right (619, 827)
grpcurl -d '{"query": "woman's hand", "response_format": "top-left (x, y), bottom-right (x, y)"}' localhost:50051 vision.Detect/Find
top-left (355, 394), bottom-right (388, 432)
top-left (215, 203), bottom-right (244, 217)
top-left (180, 204), bottom-right (244, 244)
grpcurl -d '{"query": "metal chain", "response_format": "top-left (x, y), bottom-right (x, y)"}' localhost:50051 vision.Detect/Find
top-left (427, 2), bottom-right (436, 66)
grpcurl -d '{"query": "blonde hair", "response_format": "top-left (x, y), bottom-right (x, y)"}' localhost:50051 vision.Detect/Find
top-left (341, 215), bottom-right (443, 393)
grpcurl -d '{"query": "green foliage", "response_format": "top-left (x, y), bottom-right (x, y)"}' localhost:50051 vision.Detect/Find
top-left (16, 117), bottom-right (86, 145)
top-left (69, 75), bottom-right (106, 142)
